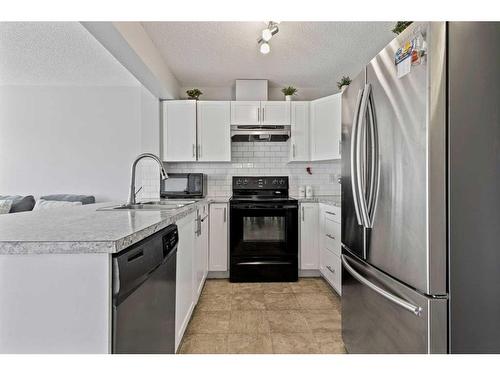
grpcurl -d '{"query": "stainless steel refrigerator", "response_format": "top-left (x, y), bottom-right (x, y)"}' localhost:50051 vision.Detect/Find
top-left (341, 22), bottom-right (500, 353)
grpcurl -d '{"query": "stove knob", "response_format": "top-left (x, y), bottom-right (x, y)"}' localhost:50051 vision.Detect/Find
top-left (272, 179), bottom-right (278, 185)
top-left (279, 179), bottom-right (285, 185)
top-left (243, 179), bottom-right (248, 185)
top-left (236, 179), bottom-right (242, 185)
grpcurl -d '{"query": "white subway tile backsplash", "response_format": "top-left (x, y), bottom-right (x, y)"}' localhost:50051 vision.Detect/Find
top-left (157, 142), bottom-right (341, 197)
top-left (138, 142), bottom-right (341, 198)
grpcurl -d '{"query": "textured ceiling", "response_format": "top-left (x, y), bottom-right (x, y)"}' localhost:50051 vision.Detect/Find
top-left (142, 22), bottom-right (395, 88)
top-left (0, 22), bottom-right (139, 86)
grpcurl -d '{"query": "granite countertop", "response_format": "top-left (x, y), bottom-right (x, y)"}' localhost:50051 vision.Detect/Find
top-left (293, 195), bottom-right (342, 207)
top-left (0, 198), bottom-right (228, 255)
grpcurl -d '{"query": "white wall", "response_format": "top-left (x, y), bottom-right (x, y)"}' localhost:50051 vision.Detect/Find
top-left (0, 86), bottom-right (142, 202)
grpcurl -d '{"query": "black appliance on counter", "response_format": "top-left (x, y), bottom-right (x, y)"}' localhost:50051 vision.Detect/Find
top-left (230, 176), bottom-right (298, 282)
top-left (160, 173), bottom-right (207, 199)
top-left (112, 224), bottom-right (178, 354)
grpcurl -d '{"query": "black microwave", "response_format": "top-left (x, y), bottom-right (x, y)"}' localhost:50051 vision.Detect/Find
top-left (160, 173), bottom-right (207, 198)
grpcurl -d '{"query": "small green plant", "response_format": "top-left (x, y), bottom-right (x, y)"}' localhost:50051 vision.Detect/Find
top-left (281, 86), bottom-right (298, 96)
top-left (336, 76), bottom-right (352, 90)
top-left (392, 21), bottom-right (413, 35)
top-left (186, 88), bottom-right (203, 99)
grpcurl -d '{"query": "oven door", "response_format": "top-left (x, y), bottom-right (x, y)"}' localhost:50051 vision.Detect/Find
top-left (230, 202), bottom-right (298, 282)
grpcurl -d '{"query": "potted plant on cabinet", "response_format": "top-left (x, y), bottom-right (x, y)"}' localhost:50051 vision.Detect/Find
top-left (186, 88), bottom-right (203, 100)
top-left (281, 86), bottom-right (298, 101)
top-left (336, 76), bottom-right (352, 92)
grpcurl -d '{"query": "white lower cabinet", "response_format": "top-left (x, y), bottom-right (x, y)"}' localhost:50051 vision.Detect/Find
top-left (175, 211), bottom-right (196, 351)
top-left (320, 248), bottom-right (341, 295)
top-left (209, 203), bottom-right (229, 272)
top-left (299, 203), bottom-right (319, 269)
top-left (319, 204), bottom-right (342, 294)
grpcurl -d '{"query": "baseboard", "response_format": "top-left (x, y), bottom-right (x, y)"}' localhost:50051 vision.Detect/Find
top-left (207, 271), bottom-right (229, 279)
top-left (299, 269), bottom-right (321, 277)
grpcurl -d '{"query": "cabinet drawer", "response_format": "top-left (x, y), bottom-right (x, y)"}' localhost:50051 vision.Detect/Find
top-left (324, 217), bottom-right (341, 256)
top-left (323, 205), bottom-right (341, 223)
top-left (320, 248), bottom-right (341, 295)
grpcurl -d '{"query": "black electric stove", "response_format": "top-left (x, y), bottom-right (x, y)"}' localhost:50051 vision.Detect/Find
top-left (229, 176), bottom-right (298, 282)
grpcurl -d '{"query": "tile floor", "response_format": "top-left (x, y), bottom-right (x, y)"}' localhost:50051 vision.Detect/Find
top-left (178, 277), bottom-right (345, 354)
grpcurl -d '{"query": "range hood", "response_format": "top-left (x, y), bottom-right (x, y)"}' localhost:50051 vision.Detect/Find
top-left (231, 125), bottom-right (290, 142)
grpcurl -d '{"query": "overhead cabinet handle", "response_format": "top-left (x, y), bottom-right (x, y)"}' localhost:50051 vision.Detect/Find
top-left (192, 144), bottom-right (196, 158)
top-left (326, 234), bottom-right (336, 240)
top-left (223, 207), bottom-right (227, 222)
top-left (341, 254), bottom-right (423, 316)
top-left (257, 108), bottom-right (260, 122)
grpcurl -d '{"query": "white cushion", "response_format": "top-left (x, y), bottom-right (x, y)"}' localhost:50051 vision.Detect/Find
top-left (0, 199), bottom-right (13, 214)
top-left (33, 199), bottom-right (83, 210)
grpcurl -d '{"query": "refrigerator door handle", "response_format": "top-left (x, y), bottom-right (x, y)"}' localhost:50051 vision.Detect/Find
top-left (350, 88), bottom-right (364, 226)
top-left (365, 85), bottom-right (380, 228)
top-left (341, 254), bottom-right (423, 316)
top-left (356, 84), bottom-right (372, 228)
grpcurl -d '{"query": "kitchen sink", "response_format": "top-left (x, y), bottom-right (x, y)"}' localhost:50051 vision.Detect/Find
top-left (99, 200), bottom-right (196, 211)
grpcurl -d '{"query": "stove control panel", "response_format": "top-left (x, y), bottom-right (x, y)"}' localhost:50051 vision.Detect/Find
top-left (233, 176), bottom-right (289, 190)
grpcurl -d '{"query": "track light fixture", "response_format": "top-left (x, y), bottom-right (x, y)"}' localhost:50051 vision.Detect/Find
top-left (258, 21), bottom-right (279, 54)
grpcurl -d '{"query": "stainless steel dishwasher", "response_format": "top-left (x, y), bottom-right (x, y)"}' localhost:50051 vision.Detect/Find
top-left (112, 224), bottom-right (178, 354)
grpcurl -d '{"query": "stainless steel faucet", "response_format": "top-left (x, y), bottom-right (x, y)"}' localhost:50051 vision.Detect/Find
top-left (127, 153), bottom-right (168, 206)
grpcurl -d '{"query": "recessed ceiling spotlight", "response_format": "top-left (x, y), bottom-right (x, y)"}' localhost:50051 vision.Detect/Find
top-left (258, 21), bottom-right (279, 54)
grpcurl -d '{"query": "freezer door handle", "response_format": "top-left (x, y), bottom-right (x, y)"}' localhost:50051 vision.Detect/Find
top-left (341, 254), bottom-right (423, 316)
top-left (350, 88), bottom-right (364, 226)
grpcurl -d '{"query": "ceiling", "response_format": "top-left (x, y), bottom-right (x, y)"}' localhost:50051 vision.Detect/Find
top-left (142, 22), bottom-right (395, 89)
top-left (0, 22), bottom-right (139, 86)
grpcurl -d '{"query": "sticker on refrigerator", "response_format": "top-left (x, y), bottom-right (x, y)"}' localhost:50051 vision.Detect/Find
top-left (395, 34), bottom-right (427, 78)
top-left (395, 40), bottom-right (414, 78)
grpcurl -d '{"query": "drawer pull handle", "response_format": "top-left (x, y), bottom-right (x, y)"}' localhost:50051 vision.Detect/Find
top-left (326, 265), bottom-right (335, 274)
top-left (326, 234), bottom-right (336, 240)
top-left (325, 211), bottom-right (336, 216)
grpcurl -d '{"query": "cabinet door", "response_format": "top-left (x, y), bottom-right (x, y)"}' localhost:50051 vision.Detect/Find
top-left (193, 204), bottom-right (209, 301)
top-left (209, 203), bottom-right (228, 271)
top-left (230, 101), bottom-right (261, 125)
top-left (289, 102), bottom-right (310, 161)
top-left (197, 101), bottom-right (231, 161)
top-left (300, 203), bottom-right (319, 269)
top-left (162, 100), bottom-right (197, 162)
top-left (261, 101), bottom-right (291, 125)
top-left (175, 212), bottom-right (196, 351)
top-left (310, 94), bottom-right (342, 160)
top-left (320, 248), bottom-right (342, 295)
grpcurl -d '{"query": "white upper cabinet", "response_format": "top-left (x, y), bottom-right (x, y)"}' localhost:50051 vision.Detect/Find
top-left (289, 102), bottom-right (310, 162)
top-left (231, 101), bottom-right (291, 126)
top-left (230, 101), bottom-right (260, 125)
top-left (162, 100), bottom-right (231, 162)
top-left (197, 101), bottom-right (231, 161)
top-left (261, 101), bottom-right (291, 125)
top-left (310, 93), bottom-right (342, 161)
top-left (162, 100), bottom-right (197, 162)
